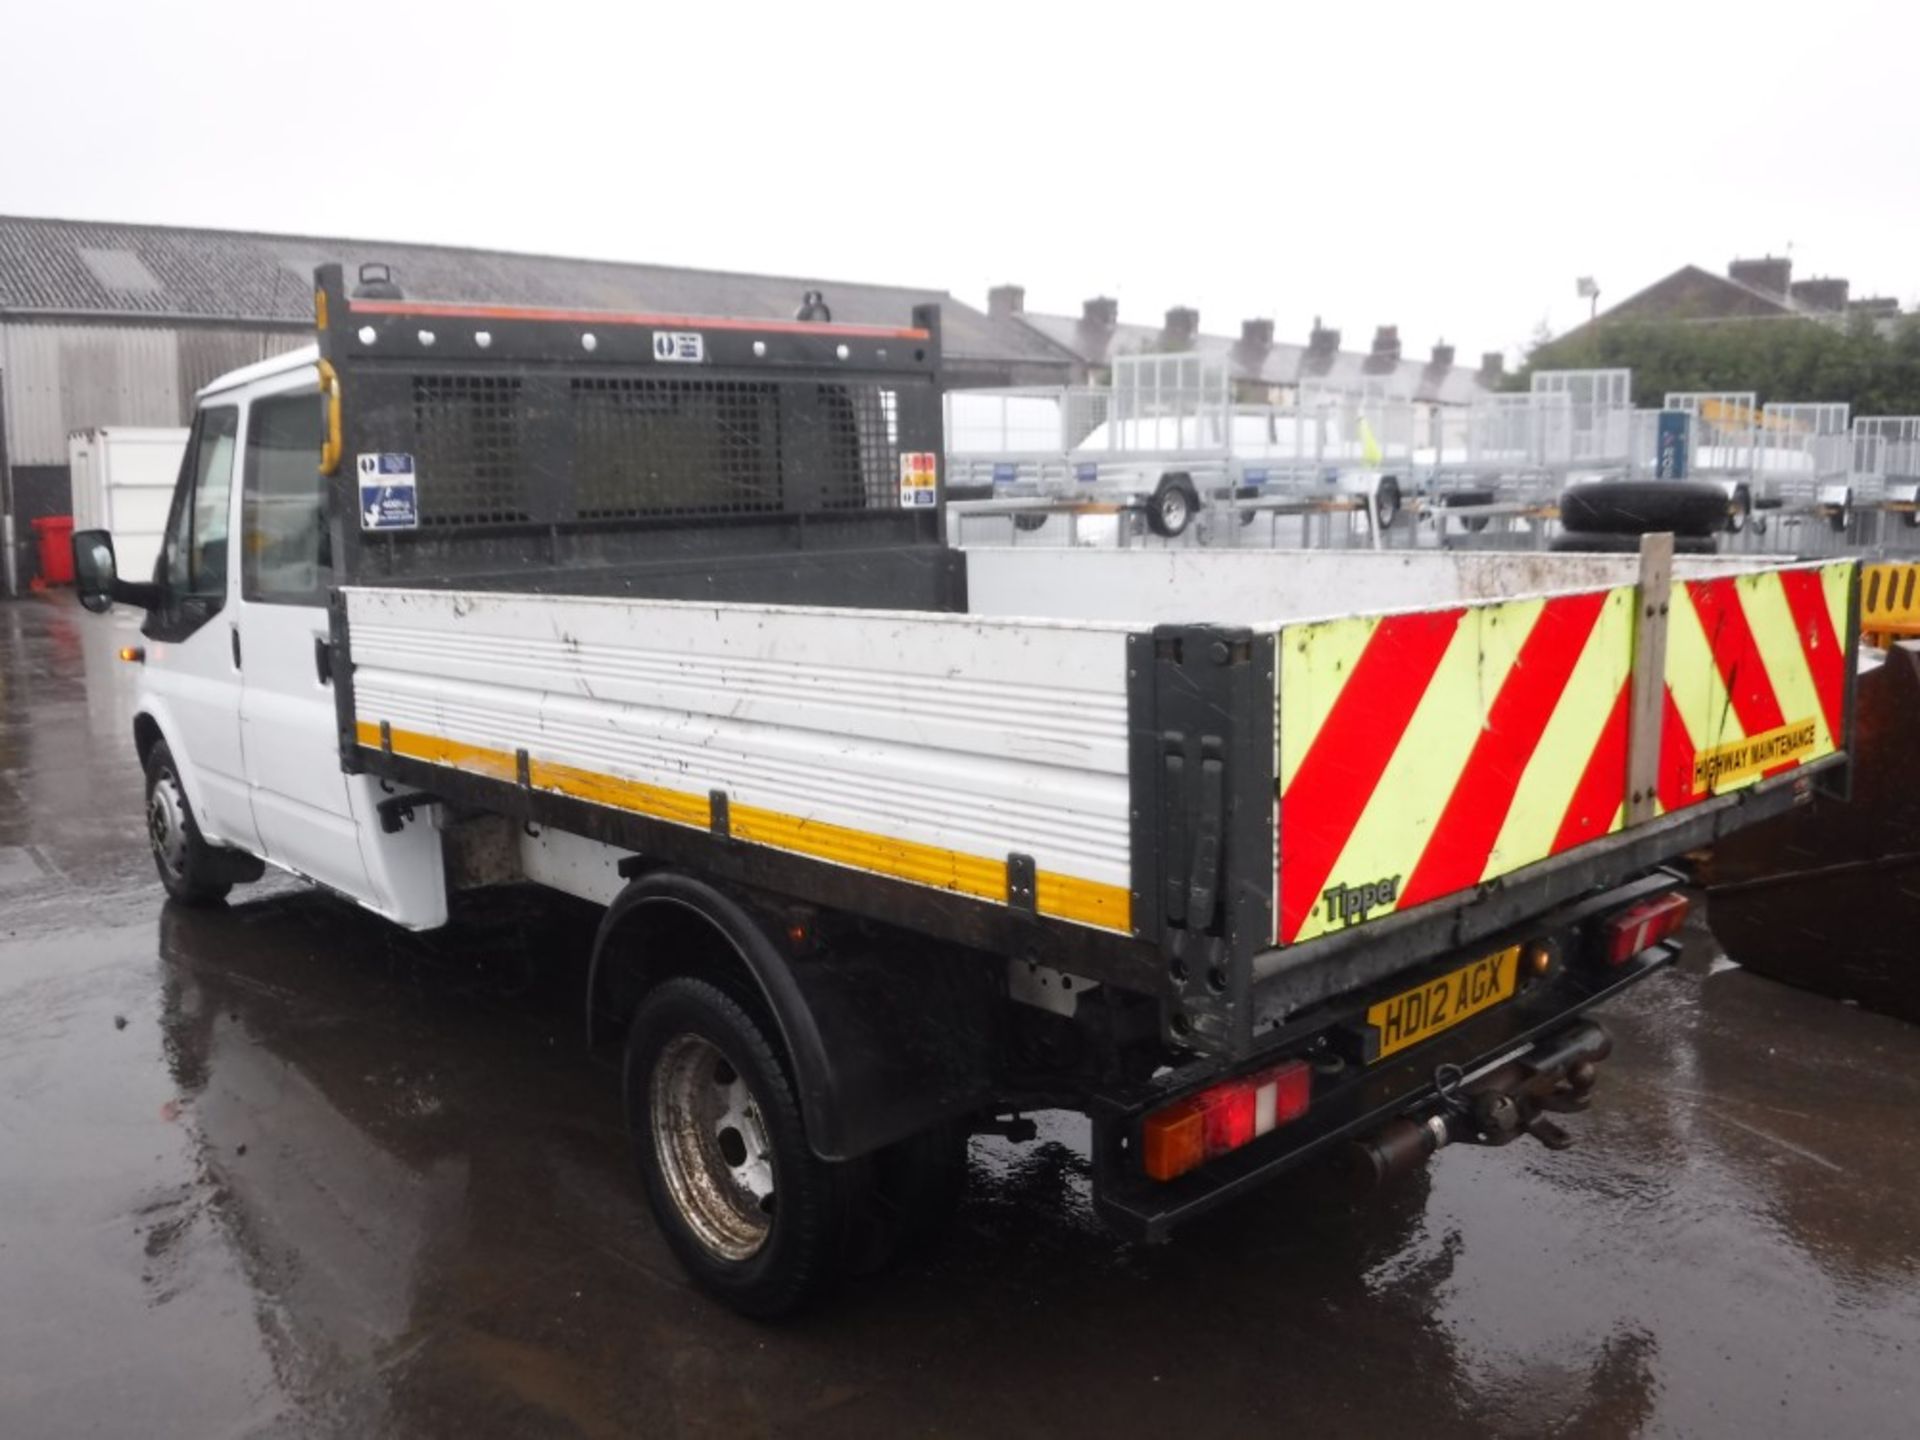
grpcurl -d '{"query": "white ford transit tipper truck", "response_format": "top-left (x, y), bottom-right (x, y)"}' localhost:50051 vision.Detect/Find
top-left (71, 263), bottom-right (1860, 1315)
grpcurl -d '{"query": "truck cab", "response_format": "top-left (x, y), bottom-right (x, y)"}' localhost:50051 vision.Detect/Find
top-left (80, 345), bottom-right (444, 924)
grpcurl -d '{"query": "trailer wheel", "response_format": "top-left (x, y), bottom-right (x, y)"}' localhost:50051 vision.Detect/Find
top-left (1727, 484), bottom-right (1752, 534)
top-left (1374, 476), bottom-right (1402, 529)
top-left (1147, 475), bottom-right (1199, 538)
top-left (1013, 512), bottom-right (1050, 533)
top-left (1827, 489), bottom-right (1853, 534)
top-left (1440, 490), bottom-right (1494, 533)
top-left (144, 741), bottom-right (235, 906)
top-left (627, 976), bottom-right (868, 1317)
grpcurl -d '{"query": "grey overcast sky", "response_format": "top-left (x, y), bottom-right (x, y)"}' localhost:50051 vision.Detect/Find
top-left (4, 0), bottom-right (1915, 360)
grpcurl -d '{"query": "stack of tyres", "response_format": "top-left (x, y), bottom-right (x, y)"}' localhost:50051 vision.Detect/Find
top-left (1551, 481), bottom-right (1727, 554)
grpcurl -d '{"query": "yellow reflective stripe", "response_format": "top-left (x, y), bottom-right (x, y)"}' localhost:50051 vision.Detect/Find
top-left (1664, 582), bottom-right (1742, 758)
top-left (1484, 588), bottom-right (1634, 877)
top-left (730, 802), bottom-right (1006, 903)
top-left (1298, 601), bottom-right (1538, 943)
top-left (356, 719), bottom-right (519, 781)
top-left (1737, 572), bottom-right (1837, 757)
top-left (1822, 561), bottom-right (1853, 651)
top-left (1277, 613), bottom-right (1377, 793)
top-left (528, 755), bottom-right (712, 829)
top-left (355, 721), bottom-right (1130, 932)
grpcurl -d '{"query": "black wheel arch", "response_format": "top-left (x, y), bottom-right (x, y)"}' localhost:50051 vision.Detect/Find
top-left (589, 869), bottom-right (998, 1163)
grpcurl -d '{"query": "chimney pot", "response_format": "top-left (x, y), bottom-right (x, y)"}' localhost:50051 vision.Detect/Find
top-left (1431, 342), bottom-right (1456, 367)
top-left (1163, 306), bottom-right (1199, 344)
top-left (1081, 296), bottom-right (1118, 329)
top-left (1308, 319), bottom-right (1340, 356)
top-left (987, 284), bottom-right (1025, 320)
top-left (1479, 351), bottom-right (1506, 381)
top-left (1239, 317), bottom-right (1274, 350)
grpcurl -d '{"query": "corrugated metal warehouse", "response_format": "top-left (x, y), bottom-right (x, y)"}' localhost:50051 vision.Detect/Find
top-left (0, 215), bottom-right (1075, 590)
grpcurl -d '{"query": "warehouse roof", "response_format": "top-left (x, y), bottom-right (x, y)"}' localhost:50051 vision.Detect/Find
top-left (0, 214), bottom-right (1069, 371)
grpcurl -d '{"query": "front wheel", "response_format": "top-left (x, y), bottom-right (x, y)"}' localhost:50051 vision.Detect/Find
top-left (144, 741), bottom-right (234, 905)
top-left (627, 977), bottom-right (864, 1317)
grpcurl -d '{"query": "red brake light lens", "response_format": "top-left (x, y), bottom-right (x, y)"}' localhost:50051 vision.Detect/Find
top-left (1142, 1058), bottom-right (1311, 1182)
top-left (1605, 891), bottom-right (1690, 965)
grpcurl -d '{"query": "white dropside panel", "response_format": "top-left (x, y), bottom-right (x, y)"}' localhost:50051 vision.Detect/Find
top-left (344, 589), bottom-right (1134, 933)
top-left (962, 548), bottom-right (1788, 628)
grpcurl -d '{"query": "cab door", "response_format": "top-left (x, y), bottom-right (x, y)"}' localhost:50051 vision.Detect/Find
top-left (231, 378), bottom-right (375, 902)
top-left (142, 404), bottom-right (260, 852)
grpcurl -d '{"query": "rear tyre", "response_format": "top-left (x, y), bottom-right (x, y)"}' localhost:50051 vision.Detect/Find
top-left (1012, 512), bottom-right (1050, 533)
top-left (144, 741), bottom-right (234, 906)
top-left (626, 976), bottom-right (868, 1318)
top-left (1146, 475), bottom-right (1198, 538)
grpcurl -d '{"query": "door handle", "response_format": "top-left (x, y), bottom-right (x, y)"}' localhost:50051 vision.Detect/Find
top-left (314, 636), bottom-right (333, 686)
top-left (230, 624), bottom-right (242, 670)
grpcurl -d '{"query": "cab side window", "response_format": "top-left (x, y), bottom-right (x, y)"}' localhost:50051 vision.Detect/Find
top-left (242, 391), bottom-right (329, 604)
top-left (154, 405), bottom-right (239, 634)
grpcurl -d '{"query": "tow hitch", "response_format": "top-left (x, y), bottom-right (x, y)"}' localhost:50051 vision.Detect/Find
top-left (1343, 1020), bottom-right (1612, 1192)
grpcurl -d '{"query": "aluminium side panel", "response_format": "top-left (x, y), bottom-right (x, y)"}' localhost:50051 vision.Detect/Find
top-left (342, 588), bottom-right (1135, 935)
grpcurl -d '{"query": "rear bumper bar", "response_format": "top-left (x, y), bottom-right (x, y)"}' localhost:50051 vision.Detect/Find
top-left (1089, 916), bottom-right (1676, 1243)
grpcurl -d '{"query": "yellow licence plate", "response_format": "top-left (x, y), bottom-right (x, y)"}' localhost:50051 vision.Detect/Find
top-left (1365, 946), bottom-right (1521, 1061)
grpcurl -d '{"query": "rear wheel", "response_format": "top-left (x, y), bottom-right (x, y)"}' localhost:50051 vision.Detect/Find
top-left (144, 741), bottom-right (234, 905)
top-left (1013, 511), bottom-right (1050, 533)
top-left (1146, 475), bottom-right (1198, 538)
top-left (628, 977), bottom-right (865, 1317)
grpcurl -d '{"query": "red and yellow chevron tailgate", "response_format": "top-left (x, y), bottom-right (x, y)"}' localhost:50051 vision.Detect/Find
top-left (1656, 563), bottom-right (1851, 814)
top-left (1276, 560), bottom-right (1853, 947)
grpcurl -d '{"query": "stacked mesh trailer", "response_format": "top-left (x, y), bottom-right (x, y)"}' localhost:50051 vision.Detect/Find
top-left (1852, 416), bottom-right (1920, 540)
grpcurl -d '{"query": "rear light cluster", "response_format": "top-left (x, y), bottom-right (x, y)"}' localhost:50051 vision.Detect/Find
top-left (1604, 891), bottom-right (1690, 965)
top-left (1141, 1058), bottom-right (1311, 1182)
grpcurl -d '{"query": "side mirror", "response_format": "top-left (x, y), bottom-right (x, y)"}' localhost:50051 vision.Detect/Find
top-left (72, 529), bottom-right (119, 613)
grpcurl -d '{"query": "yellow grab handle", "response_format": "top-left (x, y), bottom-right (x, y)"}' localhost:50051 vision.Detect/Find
top-left (318, 358), bottom-right (343, 475)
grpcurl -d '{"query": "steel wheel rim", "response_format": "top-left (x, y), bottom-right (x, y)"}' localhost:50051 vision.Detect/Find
top-left (650, 1032), bottom-right (776, 1262)
top-left (148, 772), bottom-right (189, 880)
top-left (1161, 490), bottom-right (1189, 529)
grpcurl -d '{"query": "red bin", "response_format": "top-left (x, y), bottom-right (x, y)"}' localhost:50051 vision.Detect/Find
top-left (33, 515), bottom-right (76, 586)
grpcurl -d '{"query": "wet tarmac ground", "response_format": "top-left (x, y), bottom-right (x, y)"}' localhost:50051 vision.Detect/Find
top-left (3, 594), bottom-right (1918, 1440)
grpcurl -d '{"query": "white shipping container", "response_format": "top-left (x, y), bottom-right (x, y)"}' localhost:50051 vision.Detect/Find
top-left (67, 427), bottom-right (187, 584)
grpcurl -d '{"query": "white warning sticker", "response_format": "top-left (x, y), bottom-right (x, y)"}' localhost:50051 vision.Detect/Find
top-left (652, 331), bottom-right (705, 363)
top-left (899, 451), bottom-right (937, 508)
top-left (357, 452), bottom-right (418, 531)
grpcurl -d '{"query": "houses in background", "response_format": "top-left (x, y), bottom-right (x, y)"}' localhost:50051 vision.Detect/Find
top-left (989, 285), bottom-right (1500, 406)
